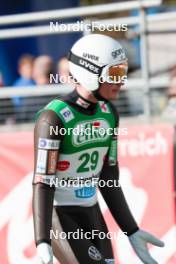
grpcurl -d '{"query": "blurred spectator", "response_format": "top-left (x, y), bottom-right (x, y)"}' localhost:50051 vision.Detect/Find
top-left (31, 55), bottom-right (55, 122)
top-left (12, 54), bottom-right (35, 123)
top-left (57, 56), bottom-right (70, 84)
top-left (33, 55), bottom-right (54, 85)
top-left (162, 65), bottom-right (176, 118)
top-left (0, 71), bottom-right (3, 87)
top-left (13, 54), bottom-right (35, 108)
top-left (0, 70), bottom-right (6, 124)
top-left (13, 54), bottom-right (35, 87)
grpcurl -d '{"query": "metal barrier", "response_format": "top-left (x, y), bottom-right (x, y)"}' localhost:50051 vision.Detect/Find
top-left (0, 11), bottom-right (176, 39)
top-left (0, 77), bottom-right (169, 123)
top-left (0, 1), bottom-right (161, 26)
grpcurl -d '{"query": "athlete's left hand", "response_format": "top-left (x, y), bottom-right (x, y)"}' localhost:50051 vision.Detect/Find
top-left (128, 229), bottom-right (164, 264)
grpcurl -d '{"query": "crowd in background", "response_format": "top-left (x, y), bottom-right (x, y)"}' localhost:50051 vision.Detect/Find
top-left (0, 54), bottom-right (70, 88)
top-left (0, 51), bottom-right (176, 124)
top-left (0, 54), bottom-right (70, 124)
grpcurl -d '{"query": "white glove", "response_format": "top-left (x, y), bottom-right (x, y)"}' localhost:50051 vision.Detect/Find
top-left (129, 230), bottom-right (164, 264)
top-left (37, 242), bottom-right (53, 264)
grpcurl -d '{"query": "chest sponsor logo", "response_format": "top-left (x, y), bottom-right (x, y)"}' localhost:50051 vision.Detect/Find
top-left (59, 174), bottom-right (99, 186)
top-left (38, 138), bottom-right (60, 150)
top-left (60, 107), bottom-right (74, 123)
top-left (57, 160), bottom-right (70, 171)
top-left (104, 259), bottom-right (114, 263)
top-left (72, 119), bottom-right (110, 146)
top-left (75, 186), bottom-right (96, 198)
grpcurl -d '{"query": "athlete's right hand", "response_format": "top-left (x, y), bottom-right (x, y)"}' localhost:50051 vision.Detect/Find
top-left (37, 242), bottom-right (53, 264)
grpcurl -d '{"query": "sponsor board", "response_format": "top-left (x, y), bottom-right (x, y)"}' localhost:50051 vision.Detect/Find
top-left (0, 125), bottom-right (175, 264)
top-left (99, 124), bottom-right (176, 264)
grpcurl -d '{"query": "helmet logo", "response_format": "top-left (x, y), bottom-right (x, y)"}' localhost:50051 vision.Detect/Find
top-left (83, 53), bottom-right (99, 62)
top-left (79, 59), bottom-right (99, 74)
top-left (111, 48), bottom-right (125, 59)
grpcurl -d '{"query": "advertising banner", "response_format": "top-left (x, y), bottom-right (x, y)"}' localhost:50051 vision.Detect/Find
top-left (0, 125), bottom-right (175, 264)
top-left (100, 124), bottom-right (176, 264)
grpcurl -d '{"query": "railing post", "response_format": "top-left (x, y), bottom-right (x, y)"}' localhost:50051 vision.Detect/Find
top-left (139, 0), bottom-right (151, 117)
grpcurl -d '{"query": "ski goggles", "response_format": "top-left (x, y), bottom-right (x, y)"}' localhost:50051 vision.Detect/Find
top-left (68, 51), bottom-right (128, 84)
top-left (100, 62), bottom-right (128, 84)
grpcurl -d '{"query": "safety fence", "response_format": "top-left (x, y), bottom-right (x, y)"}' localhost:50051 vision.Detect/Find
top-left (0, 76), bottom-right (170, 124)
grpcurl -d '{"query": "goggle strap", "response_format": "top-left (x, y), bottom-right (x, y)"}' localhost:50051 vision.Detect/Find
top-left (68, 51), bottom-right (104, 75)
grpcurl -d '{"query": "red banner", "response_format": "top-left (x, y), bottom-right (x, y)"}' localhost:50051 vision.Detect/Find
top-left (101, 124), bottom-right (176, 264)
top-left (0, 131), bottom-right (35, 264)
top-left (0, 125), bottom-right (175, 264)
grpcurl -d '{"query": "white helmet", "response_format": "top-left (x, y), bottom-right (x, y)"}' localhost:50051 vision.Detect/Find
top-left (68, 34), bottom-right (127, 91)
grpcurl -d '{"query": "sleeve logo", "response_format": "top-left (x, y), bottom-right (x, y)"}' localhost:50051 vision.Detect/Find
top-left (38, 138), bottom-right (60, 150)
top-left (60, 107), bottom-right (74, 123)
top-left (36, 149), bottom-right (47, 174)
